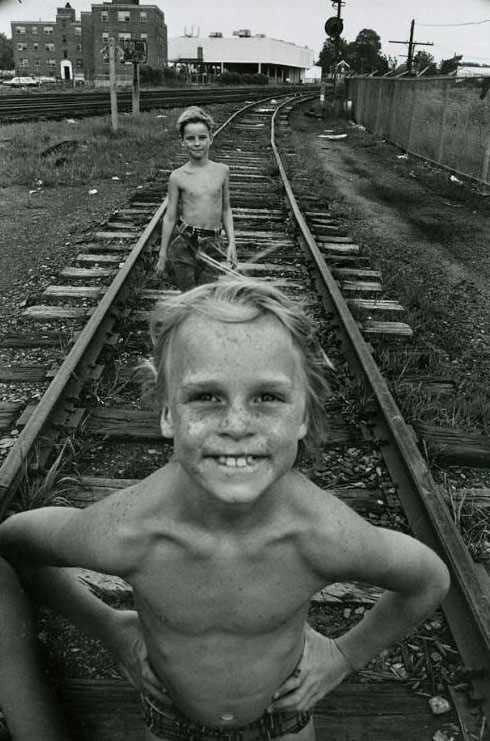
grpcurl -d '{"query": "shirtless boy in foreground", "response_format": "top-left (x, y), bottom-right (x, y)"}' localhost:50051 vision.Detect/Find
top-left (0, 278), bottom-right (450, 741)
top-left (156, 106), bottom-right (237, 290)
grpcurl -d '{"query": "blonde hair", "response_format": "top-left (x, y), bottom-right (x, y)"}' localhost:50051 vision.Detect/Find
top-left (141, 279), bottom-right (333, 458)
top-left (176, 106), bottom-right (215, 138)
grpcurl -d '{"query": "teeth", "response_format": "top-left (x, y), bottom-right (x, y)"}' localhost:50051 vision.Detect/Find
top-left (216, 455), bottom-right (258, 468)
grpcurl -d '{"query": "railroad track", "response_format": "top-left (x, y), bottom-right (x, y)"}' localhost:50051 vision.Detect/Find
top-left (0, 94), bottom-right (490, 740)
top-left (0, 84), bottom-right (309, 123)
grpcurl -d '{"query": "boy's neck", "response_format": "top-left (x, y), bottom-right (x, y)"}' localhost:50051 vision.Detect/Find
top-left (172, 464), bottom-right (284, 533)
top-left (187, 154), bottom-right (210, 168)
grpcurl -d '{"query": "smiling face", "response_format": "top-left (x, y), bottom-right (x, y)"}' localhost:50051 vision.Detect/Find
top-left (160, 314), bottom-right (308, 508)
top-left (181, 121), bottom-right (212, 162)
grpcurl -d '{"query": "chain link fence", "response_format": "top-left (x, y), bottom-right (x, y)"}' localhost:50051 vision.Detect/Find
top-left (348, 75), bottom-right (490, 185)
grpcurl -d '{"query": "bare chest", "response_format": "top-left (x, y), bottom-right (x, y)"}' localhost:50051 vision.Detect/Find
top-left (179, 168), bottom-right (224, 203)
top-left (133, 538), bottom-right (320, 635)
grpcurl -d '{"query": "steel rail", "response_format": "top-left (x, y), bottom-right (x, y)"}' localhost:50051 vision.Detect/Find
top-left (0, 94), bottom-right (290, 519)
top-left (270, 96), bottom-right (490, 719)
top-left (0, 85), bottom-right (313, 122)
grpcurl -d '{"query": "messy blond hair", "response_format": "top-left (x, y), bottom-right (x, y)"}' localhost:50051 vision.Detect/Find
top-left (140, 279), bottom-right (333, 458)
top-left (176, 106), bottom-right (215, 138)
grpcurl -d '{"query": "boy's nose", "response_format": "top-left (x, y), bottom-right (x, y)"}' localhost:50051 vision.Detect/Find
top-left (219, 405), bottom-right (254, 438)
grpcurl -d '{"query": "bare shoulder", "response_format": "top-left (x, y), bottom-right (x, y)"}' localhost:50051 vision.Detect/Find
top-left (75, 464), bottom-right (177, 571)
top-left (208, 159), bottom-right (229, 177)
top-left (287, 472), bottom-right (389, 571)
top-left (169, 165), bottom-right (187, 185)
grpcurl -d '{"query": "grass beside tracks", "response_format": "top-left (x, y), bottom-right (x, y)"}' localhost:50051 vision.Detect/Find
top-left (0, 109), bottom-right (184, 188)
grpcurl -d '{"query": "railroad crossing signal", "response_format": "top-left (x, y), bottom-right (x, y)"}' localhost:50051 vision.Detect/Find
top-left (122, 39), bottom-right (148, 64)
top-left (325, 16), bottom-right (344, 38)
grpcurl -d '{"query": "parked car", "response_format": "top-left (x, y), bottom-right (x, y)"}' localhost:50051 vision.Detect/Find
top-left (2, 76), bottom-right (40, 87)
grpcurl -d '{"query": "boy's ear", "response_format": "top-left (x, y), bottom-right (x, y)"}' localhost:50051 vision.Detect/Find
top-left (160, 406), bottom-right (174, 439)
top-left (298, 418), bottom-right (308, 441)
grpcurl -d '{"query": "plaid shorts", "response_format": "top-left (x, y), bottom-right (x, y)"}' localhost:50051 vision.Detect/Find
top-left (141, 694), bottom-right (312, 741)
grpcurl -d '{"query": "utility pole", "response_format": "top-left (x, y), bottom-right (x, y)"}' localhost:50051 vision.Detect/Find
top-left (389, 19), bottom-right (433, 75)
top-left (322, 0), bottom-right (345, 106)
top-left (108, 37), bottom-right (118, 132)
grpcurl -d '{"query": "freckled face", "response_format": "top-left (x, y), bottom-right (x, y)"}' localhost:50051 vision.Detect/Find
top-left (181, 121), bottom-right (212, 160)
top-left (161, 315), bottom-right (308, 506)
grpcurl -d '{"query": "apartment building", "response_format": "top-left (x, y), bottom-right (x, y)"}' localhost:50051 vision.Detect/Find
top-left (10, 0), bottom-right (167, 85)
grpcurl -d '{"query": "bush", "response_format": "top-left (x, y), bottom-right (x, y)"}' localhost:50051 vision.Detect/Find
top-left (217, 71), bottom-right (269, 86)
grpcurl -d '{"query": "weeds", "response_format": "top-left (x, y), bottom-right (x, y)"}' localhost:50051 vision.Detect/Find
top-left (446, 486), bottom-right (490, 561)
top-left (9, 439), bottom-right (80, 514)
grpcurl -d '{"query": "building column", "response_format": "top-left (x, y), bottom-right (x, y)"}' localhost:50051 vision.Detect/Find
top-left (258, 62), bottom-right (261, 74)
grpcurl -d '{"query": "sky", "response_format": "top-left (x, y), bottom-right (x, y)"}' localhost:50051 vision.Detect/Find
top-left (1, 0), bottom-right (489, 67)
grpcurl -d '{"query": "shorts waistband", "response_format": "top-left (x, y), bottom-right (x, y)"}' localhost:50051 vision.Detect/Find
top-left (141, 694), bottom-right (312, 741)
top-left (177, 218), bottom-right (222, 239)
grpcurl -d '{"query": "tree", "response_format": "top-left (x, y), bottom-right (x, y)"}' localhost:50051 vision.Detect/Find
top-left (0, 33), bottom-right (13, 70)
top-left (413, 50), bottom-right (437, 76)
top-left (344, 29), bottom-right (387, 75)
top-left (316, 37), bottom-right (347, 76)
top-left (439, 54), bottom-right (462, 76)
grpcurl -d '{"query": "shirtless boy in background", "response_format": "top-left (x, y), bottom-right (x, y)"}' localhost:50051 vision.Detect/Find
top-left (156, 106), bottom-right (237, 290)
top-left (0, 279), bottom-right (449, 741)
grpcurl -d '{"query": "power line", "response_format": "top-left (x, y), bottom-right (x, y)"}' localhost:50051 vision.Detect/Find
top-left (416, 19), bottom-right (490, 27)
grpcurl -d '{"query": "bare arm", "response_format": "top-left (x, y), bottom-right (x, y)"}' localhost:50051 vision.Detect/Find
top-left (0, 502), bottom-right (136, 577)
top-left (272, 507), bottom-right (450, 712)
top-left (157, 172), bottom-right (180, 274)
top-left (221, 167), bottom-right (236, 265)
top-left (334, 527), bottom-right (450, 669)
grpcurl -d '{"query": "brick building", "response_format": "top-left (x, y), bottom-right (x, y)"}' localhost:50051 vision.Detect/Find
top-left (10, 0), bottom-right (167, 85)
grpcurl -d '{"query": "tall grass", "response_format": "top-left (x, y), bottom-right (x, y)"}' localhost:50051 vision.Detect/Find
top-left (0, 110), bottom-right (183, 188)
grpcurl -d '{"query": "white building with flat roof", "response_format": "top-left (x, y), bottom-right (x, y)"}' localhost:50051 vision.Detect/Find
top-left (168, 32), bottom-right (314, 83)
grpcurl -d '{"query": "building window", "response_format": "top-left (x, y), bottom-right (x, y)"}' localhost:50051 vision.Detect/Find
top-left (75, 27), bottom-right (81, 36)
top-left (31, 26), bottom-right (38, 34)
top-left (34, 59), bottom-right (40, 67)
top-left (63, 50), bottom-right (68, 58)
top-left (21, 58), bottom-right (29, 67)
top-left (17, 42), bottom-right (26, 50)
top-left (76, 59), bottom-right (83, 69)
top-left (76, 43), bottom-right (82, 51)
top-left (117, 11), bottom-right (131, 22)
top-left (140, 12), bottom-right (147, 22)
top-left (61, 20), bottom-right (66, 28)
top-left (44, 26), bottom-right (54, 35)
top-left (140, 33), bottom-right (147, 40)
top-left (118, 32), bottom-right (131, 41)
top-left (33, 43), bottom-right (39, 50)
top-left (47, 59), bottom-right (56, 68)
top-left (62, 35), bottom-right (67, 44)
top-left (101, 11), bottom-right (108, 22)
top-left (102, 32), bottom-right (109, 42)
top-left (16, 26), bottom-right (26, 34)
top-left (45, 43), bottom-right (55, 52)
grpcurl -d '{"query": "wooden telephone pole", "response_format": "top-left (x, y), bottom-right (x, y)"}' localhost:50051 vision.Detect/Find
top-left (389, 19), bottom-right (433, 75)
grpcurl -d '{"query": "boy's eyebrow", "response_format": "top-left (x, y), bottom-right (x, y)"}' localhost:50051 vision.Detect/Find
top-left (179, 376), bottom-right (296, 392)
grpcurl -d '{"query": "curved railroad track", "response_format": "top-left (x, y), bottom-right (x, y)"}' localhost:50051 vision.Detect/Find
top-left (0, 94), bottom-right (489, 741)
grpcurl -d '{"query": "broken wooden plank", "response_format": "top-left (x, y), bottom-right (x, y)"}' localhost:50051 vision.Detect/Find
top-left (94, 231), bottom-right (137, 241)
top-left (21, 306), bottom-right (89, 321)
top-left (0, 365), bottom-right (47, 382)
top-left (415, 422), bottom-right (490, 466)
top-left (43, 286), bottom-right (105, 300)
top-left (340, 281), bottom-right (383, 293)
top-left (348, 299), bottom-right (405, 312)
top-left (333, 268), bottom-right (382, 279)
top-left (60, 267), bottom-right (117, 279)
top-left (0, 401), bottom-right (23, 432)
top-left (360, 321), bottom-right (413, 337)
top-left (319, 243), bottom-right (360, 255)
top-left (76, 254), bottom-right (123, 264)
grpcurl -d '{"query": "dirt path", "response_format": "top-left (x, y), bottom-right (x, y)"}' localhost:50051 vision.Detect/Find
top-left (290, 103), bottom-right (490, 389)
